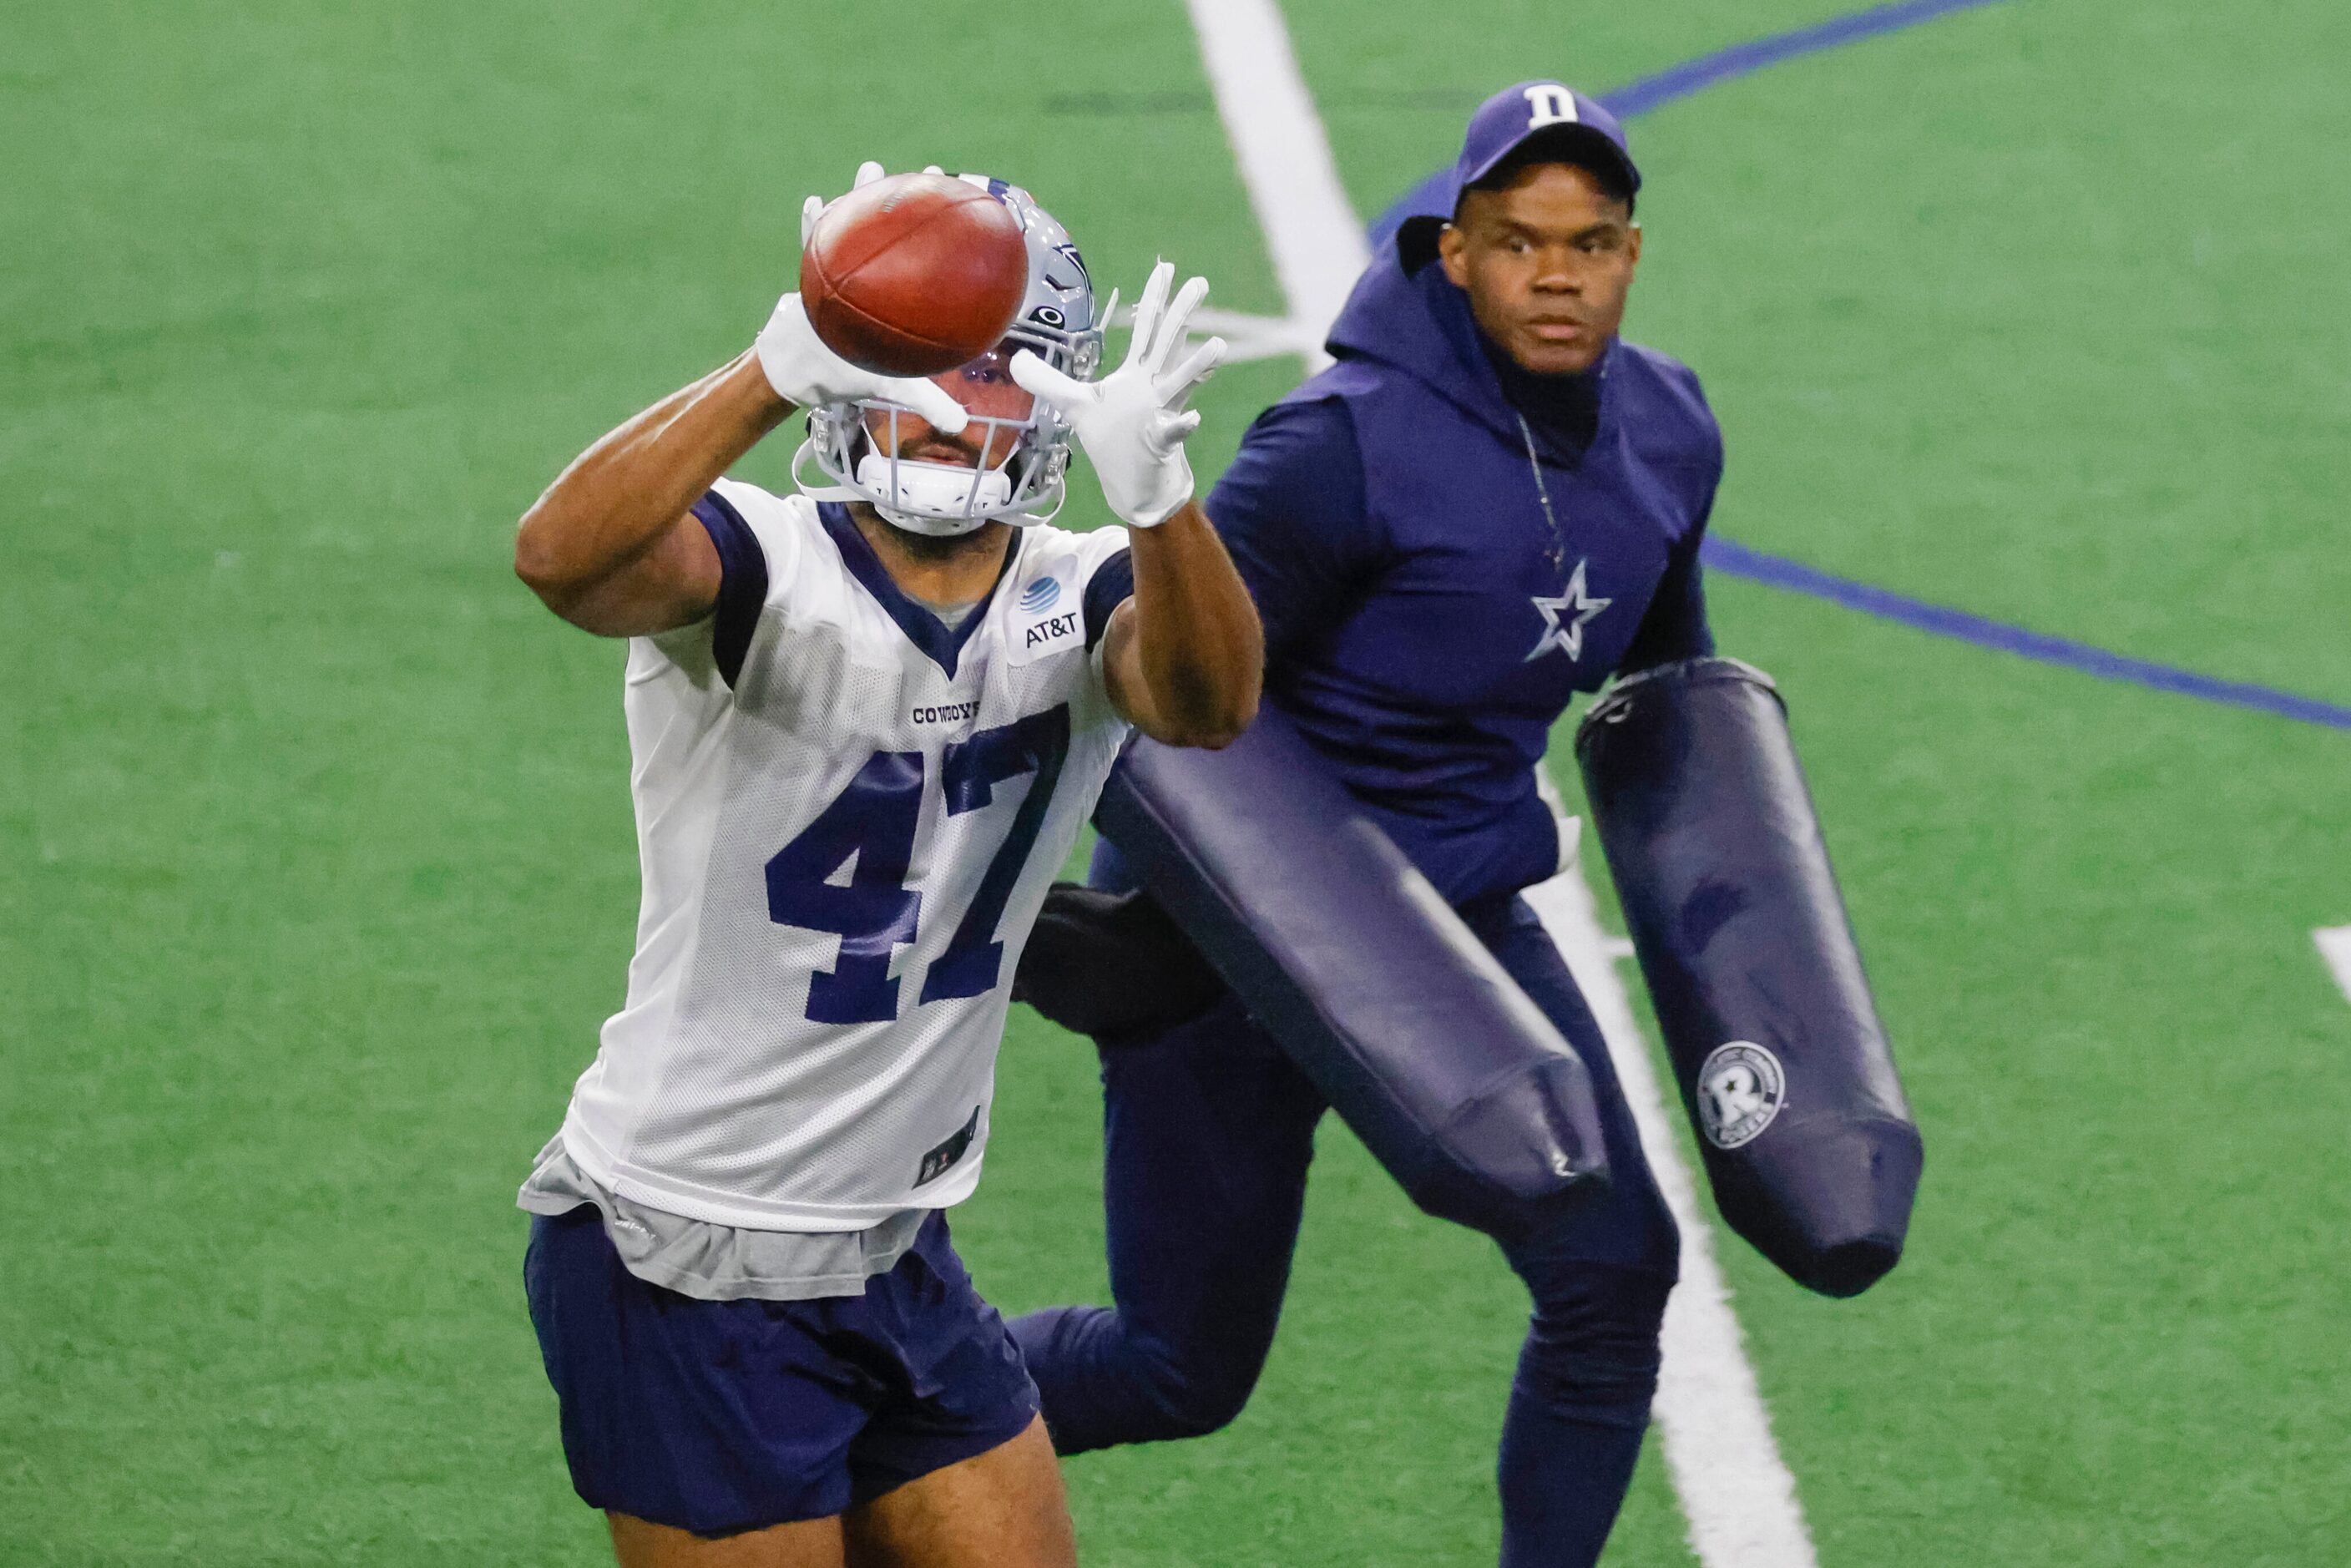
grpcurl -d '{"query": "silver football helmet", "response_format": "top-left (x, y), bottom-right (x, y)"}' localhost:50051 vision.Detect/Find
top-left (794, 175), bottom-right (1103, 536)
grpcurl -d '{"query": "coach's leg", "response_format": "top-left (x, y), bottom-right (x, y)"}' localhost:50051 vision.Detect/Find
top-left (1008, 995), bottom-right (1326, 1450)
top-left (841, 1415), bottom-right (1073, 1568)
top-left (1470, 898), bottom-right (1681, 1568)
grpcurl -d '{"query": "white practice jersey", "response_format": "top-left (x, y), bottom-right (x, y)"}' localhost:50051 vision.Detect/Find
top-left (555, 478), bottom-right (1134, 1231)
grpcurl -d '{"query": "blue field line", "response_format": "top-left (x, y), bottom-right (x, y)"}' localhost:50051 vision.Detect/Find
top-left (1703, 538), bottom-right (2351, 731)
top-left (1363, 0), bottom-right (2351, 734)
top-left (1599, 0), bottom-right (2009, 119)
top-left (1365, 0), bottom-right (2012, 250)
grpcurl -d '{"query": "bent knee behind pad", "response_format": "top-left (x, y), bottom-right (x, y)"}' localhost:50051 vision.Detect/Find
top-left (1516, 1262), bottom-right (1675, 1424)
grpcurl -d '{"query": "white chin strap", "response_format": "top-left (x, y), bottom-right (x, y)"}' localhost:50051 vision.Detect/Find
top-left (853, 453), bottom-right (1013, 538)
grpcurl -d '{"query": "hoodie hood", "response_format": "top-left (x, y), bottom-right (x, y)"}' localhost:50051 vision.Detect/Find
top-left (1323, 237), bottom-right (1614, 450)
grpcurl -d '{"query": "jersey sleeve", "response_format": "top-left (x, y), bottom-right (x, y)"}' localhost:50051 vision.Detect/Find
top-left (1070, 524), bottom-right (1134, 693)
top-left (1201, 397), bottom-right (1383, 665)
top-left (1082, 544), bottom-right (1134, 654)
top-left (670, 478), bottom-right (809, 687)
top-left (688, 490), bottom-right (766, 687)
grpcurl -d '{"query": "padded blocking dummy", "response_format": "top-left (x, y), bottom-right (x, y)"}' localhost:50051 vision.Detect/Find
top-left (1576, 658), bottom-right (1921, 1296)
top-left (1093, 709), bottom-right (1610, 1239)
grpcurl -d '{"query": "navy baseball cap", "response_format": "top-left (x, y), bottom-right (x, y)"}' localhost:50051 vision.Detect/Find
top-left (1454, 80), bottom-right (1641, 205)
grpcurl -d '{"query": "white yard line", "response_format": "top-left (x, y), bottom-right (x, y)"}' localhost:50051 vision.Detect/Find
top-left (1107, 302), bottom-right (1316, 364)
top-left (2317, 926), bottom-right (2351, 1005)
top-left (1178, 3), bottom-right (1818, 1560)
top-left (1182, 0), bottom-right (1369, 371)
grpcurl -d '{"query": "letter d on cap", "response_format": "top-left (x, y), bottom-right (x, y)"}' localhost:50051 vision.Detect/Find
top-left (1523, 83), bottom-right (1579, 128)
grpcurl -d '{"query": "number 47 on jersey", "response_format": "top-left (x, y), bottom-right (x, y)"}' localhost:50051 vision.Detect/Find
top-left (766, 706), bottom-right (1071, 1024)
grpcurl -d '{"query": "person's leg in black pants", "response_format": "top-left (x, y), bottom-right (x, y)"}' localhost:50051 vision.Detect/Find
top-left (1470, 895), bottom-right (1680, 1568)
top-left (1015, 878), bottom-right (1679, 1568)
top-left (1009, 992), bottom-right (1327, 1451)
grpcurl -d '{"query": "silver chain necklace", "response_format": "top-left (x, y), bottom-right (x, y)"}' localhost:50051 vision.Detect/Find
top-left (1514, 411), bottom-right (1567, 569)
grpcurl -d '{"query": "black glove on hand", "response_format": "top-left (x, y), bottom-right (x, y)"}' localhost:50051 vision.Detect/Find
top-left (1011, 883), bottom-right (1225, 1040)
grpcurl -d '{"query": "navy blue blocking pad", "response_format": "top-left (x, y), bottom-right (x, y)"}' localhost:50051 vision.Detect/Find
top-left (690, 491), bottom-right (770, 689)
top-left (817, 503), bottom-right (1018, 679)
top-left (1082, 548), bottom-right (1134, 653)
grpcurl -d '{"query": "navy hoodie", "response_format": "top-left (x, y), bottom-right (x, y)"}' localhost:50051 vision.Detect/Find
top-left (1201, 243), bottom-right (1724, 908)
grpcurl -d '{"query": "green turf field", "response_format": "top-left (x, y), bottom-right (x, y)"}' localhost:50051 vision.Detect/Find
top-left (5, 1), bottom-right (2348, 1563)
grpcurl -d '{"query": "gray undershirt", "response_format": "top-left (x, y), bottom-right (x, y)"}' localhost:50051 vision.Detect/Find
top-left (910, 593), bottom-right (982, 630)
top-left (517, 1138), bottom-right (929, 1302)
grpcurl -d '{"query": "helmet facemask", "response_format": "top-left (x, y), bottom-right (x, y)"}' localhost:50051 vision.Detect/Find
top-left (794, 177), bottom-right (1104, 538)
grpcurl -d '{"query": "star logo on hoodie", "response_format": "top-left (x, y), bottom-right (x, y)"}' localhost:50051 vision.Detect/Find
top-left (1524, 559), bottom-right (1612, 663)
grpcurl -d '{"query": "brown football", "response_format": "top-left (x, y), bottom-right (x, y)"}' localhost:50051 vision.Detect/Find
top-left (799, 173), bottom-right (1030, 377)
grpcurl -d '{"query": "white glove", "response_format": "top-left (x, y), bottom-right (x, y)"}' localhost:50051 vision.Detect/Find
top-left (1010, 260), bottom-right (1225, 528)
top-left (753, 295), bottom-right (968, 432)
top-left (761, 164), bottom-right (968, 433)
top-left (798, 160), bottom-right (944, 246)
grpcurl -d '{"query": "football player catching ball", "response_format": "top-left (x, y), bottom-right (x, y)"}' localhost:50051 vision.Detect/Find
top-left (508, 164), bottom-right (1261, 1568)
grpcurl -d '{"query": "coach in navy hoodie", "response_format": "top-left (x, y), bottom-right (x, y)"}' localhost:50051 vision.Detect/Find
top-left (1012, 83), bottom-right (1722, 1566)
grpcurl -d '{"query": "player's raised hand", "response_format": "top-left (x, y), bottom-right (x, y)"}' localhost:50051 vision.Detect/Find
top-left (797, 160), bottom-right (946, 246)
top-left (761, 166), bottom-right (971, 432)
top-left (1011, 260), bottom-right (1226, 528)
top-left (753, 293), bottom-right (970, 434)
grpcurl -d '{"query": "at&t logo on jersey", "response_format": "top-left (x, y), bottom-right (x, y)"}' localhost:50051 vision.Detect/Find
top-left (1012, 574), bottom-right (1084, 665)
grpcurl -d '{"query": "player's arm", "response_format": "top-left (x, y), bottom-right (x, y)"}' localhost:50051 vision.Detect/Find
top-left (1098, 499), bottom-right (1261, 747)
top-left (513, 353), bottom-right (783, 636)
top-left (1013, 262), bottom-right (1262, 748)
top-left (514, 164), bottom-right (972, 637)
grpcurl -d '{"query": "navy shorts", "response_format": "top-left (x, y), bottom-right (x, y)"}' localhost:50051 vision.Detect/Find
top-left (523, 1205), bottom-right (1039, 1537)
